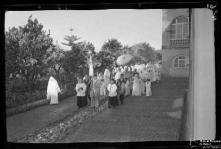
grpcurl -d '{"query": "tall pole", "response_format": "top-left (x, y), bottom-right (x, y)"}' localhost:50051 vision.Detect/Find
top-left (89, 51), bottom-right (94, 77)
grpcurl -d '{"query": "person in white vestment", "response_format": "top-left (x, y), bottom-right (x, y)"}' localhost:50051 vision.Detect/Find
top-left (103, 68), bottom-right (111, 96)
top-left (104, 69), bottom-right (111, 80)
top-left (146, 79), bottom-right (152, 96)
top-left (47, 76), bottom-right (61, 105)
top-left (75, 77), bottom-right (87, 109)
top-left (114, 68), bottom-right (121, 82)
top-left (132, 73), bottom-right (141, 96)
top-left (107, 79), bottom-right (118, 108)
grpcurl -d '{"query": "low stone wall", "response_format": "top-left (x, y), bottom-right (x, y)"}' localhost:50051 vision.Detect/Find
top-left (13, 98), bottom-right (109, 143)
top-left (6, 99), bottom-right (50, 117)
top-left (6, 92), bottom-right (75, 117)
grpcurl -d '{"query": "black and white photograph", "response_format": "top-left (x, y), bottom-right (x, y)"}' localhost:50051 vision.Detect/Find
top-left (4, 4), bottom-right (217, 144)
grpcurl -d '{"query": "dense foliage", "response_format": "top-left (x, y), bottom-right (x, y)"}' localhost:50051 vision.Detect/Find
top-left (5, 16), bottom-right (53, 85)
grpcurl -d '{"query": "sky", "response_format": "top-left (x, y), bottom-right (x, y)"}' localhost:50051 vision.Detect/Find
top-left (5, 9), bottom-right (162, 52)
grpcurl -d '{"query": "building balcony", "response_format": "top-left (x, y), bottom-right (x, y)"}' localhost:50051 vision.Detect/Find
top-left (170, 39), bottom-right (190, 48)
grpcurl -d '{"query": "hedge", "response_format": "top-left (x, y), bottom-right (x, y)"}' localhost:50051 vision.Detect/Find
top-left (6, 89), bottom-right (76, 117)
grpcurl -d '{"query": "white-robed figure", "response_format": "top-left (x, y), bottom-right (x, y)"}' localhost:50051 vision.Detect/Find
top-left (132, 74), bottom-right (141, 96)
top-left (103, 69), bottom-right (111, 95)
top-left (114, 68), bottom-right (121, 82)
top-left (104, 69), bottom-right (111, 81)
top-left (145, 79), bottom-right (152, 96)
top-left (47, 76), bottom-right (61, 104)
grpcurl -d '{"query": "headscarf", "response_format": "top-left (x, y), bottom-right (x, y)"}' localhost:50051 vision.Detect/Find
top-left (47, 76), bottom-right (60, 95)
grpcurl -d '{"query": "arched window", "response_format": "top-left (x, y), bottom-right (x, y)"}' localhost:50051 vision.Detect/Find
top-left (174, 55), bottom-right (189, 68)
top-left (170, 16), bottom-right (189, 40)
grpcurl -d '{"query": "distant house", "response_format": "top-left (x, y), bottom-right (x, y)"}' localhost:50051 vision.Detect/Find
top-left (162, 9), bottom-right (190, 77)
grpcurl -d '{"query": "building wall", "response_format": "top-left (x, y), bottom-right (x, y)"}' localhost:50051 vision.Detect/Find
top-left (162, 9), bottom-right (190, 77)
top-left (162, 49), bottom-right (189, 77)
top-left (162, 9), bottom-right (189, 49)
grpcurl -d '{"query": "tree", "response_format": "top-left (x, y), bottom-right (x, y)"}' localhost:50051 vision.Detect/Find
top-left (61, 34), bottom-right (80, 47)
top-left (122, 45), bottom-right (133, 55)
top-left (5, 16), bottom-right (53, 87)
top-left (156, 52), bottom-right (162, 61)
top-left (78, 41), bottom-right (96, 66)
top-left (43, 43), bottom-right (65, 83)
top-left (5, 27), bottom-right (20, 80)
top-left (79, 41), bottom-right (95, 54)
top-left (135, 42), bottom-right (157, 62)
top-left (62, 44), bottom-right (88, 80)
top-left (101, 38), bottom-right (123, 57)
top-left (93, 50), bottom-right (116, 73)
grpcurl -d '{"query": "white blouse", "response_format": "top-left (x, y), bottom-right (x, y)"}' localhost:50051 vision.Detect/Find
top-left (76, 83), bottom-right (87, 96)
top-left (107, 84), bottom-right (117, 97)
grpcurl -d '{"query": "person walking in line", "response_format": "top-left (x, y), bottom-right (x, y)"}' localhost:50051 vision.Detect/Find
top-left (75, 77), bottom-right (87, 109)
top-left (89, 77), bottom-right (95, 108)
top-left (107, 79), bottom-right (118, 109)
top-left (83, 75), bottom-right (91, 106)
top-left (125, 77), bottom-right (130, 96)
top-left (100, 78), bottom-right (106, 98)
top-left (90, 76), bottom-right (100, 109)
top-left (94, 75), bottom-right (102, 106)
top-left (132, 73), bottom-right (141, 96)
top-left (47, 76), bottom-right (61, 105)
top-left (146, 79), bottom-right (152, 96)
top-left (119, 75), bottom-right (126, 104)
top-left (114, 67), bottom-right (121, 83)
top-left (103, 68), bottom-right (111, 96)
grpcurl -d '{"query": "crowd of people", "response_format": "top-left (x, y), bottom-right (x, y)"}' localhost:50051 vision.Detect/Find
top-left (74, 62), bottom-right (162, 110)
top-left (46, 61), bottom-right (162, 109)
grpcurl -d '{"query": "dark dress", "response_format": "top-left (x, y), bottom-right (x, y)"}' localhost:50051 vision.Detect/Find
top-left (118, 79), bottom-right (125, 104)
top-left (108, 84), bottom-right (118, 108)
top-left (109, 96), bottom-right (118, 107)
top-left (77, 96), bottom-right (87, 108)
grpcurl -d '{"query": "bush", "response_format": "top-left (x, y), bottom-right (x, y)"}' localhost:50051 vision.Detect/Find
top-left (6, 90), bottom-right (46, 109)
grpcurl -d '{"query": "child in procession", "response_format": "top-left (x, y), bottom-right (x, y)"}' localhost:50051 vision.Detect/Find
top-left (118, 74), bottom-right (126, 104)
top-left (75, 77), bottom-right (87, 109)
top-left (107, 78), bottom-right (118, 108)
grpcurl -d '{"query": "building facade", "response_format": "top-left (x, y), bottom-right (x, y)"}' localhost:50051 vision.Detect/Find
top-left (162, 9), bottom-right (190, 77)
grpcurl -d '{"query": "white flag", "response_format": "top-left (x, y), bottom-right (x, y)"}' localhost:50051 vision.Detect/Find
top-left (89, 56), bottom-right (94, 76)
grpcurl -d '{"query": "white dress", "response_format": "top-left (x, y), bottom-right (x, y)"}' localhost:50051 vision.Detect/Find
top-left (132, 77), bottom-right (141, 96)
top-left (100, 81), bottom-right (106, 96)
top-left (115, 71), bottom-right (121, 81)
top-left (146, 81), bottom-right (152, 96)
top-left (47, 77), bottom-right (61, 104)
